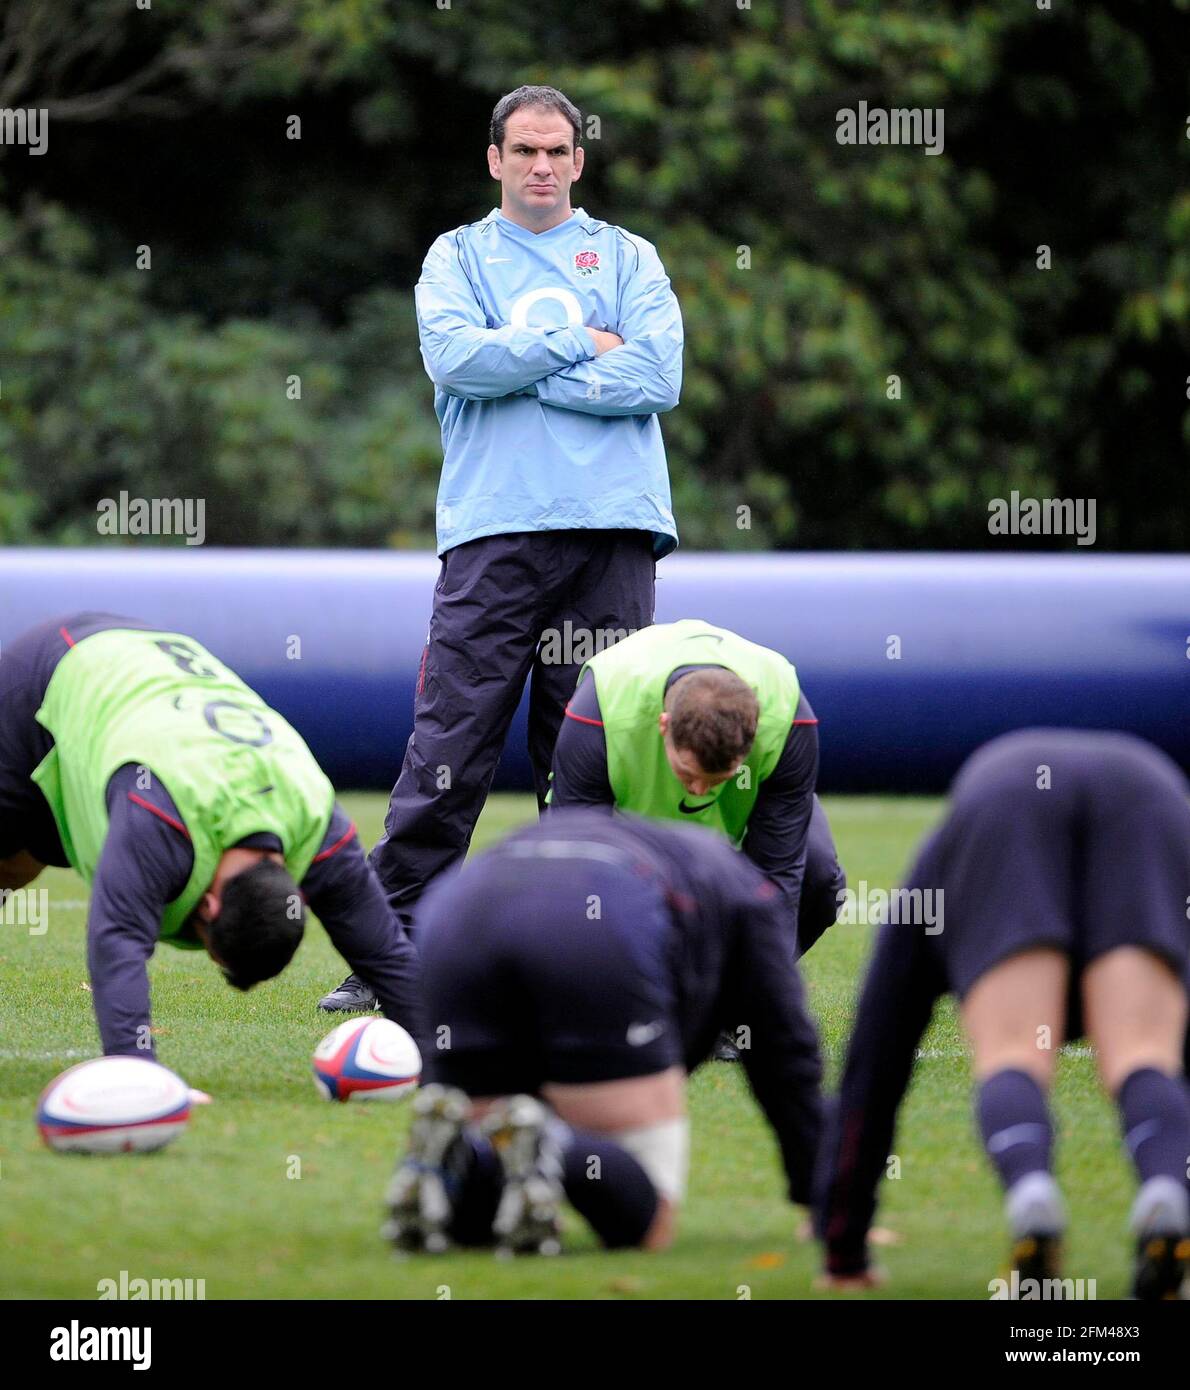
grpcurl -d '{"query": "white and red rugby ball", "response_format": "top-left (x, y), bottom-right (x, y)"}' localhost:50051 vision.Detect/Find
top-left (37, 1056), bottom-right (191, 1154)
top-left (312, 1017), bottom-right (421, 1103)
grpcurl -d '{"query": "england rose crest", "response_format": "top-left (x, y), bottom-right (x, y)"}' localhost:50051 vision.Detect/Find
top-left (574, 250), bottom-right (600, 277)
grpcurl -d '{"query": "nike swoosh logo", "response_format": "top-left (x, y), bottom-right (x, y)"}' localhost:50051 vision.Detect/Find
top-left (684, 633), bottom-right (722, 642)
top-left (626, 1022), bottom-right (665, 1046)
top-left (485, 256), bottom-right (511, 264)
top-left (678, 798), bottom-right (715, 814)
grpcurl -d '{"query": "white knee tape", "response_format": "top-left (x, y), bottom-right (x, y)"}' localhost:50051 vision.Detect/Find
top-left (614, 1118), bottom-right (690, 1204)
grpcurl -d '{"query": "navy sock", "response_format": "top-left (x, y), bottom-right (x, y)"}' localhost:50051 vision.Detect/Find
top-left (445, 1133), bottom-right (503, 1247)
top-left (560, 1130), bottom-right (660, 1249)
top-left (977, 1068), bottom-right (1054, 1191)
top-left (1117, 1067), bottom-right (1190, 1187)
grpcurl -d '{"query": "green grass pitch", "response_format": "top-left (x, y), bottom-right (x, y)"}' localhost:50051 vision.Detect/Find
top-left (0, 794), bottom-right (1137, 1300)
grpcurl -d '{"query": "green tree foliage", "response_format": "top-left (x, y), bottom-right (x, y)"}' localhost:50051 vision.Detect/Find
top-left (0, 0), bottom-right (1186, 549)
top-left (0, 205), bottom-right (441, 546)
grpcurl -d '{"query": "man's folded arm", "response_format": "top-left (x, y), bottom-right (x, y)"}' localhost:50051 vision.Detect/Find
top-left (417, 233), bottom-right (597, 399)
top-left (528, 238), bottom-right (683, 417)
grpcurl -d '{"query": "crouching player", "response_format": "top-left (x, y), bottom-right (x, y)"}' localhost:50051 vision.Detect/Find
top-left (815, 729), bottom-right (1190, 1299)
top-left (383, 808), bottom-right (823, 1254)
top-left (0, 613), bottom-right (422, 1055)
top-left (550, 618), bottom-right (846, 959)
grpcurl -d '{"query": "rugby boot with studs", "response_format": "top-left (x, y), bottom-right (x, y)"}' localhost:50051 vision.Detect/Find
top-left (1130, 1177), bottom-right (1190, 1301)
top-left (318, 973), bottom-right (379, 1013)
top-left (382, 1084), bottom-right (471, 1254)
top-left (482, 1095), bottom-right (565, 1257)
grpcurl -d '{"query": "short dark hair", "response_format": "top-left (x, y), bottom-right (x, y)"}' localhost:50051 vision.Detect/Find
top-left (208, 859), bottom-right (305, 991)
top-left (665, 669), bottom-right (760, 774)
top-left (490, 85), bottom-right (582, 153)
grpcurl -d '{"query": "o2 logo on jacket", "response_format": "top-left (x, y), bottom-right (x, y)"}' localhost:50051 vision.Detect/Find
top-left (574, 250), bottom-right (600, 277)
top-left (508, 286), bottom-right (583, 328)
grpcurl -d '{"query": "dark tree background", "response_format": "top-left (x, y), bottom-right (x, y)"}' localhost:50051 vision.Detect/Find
top-left (0, 0), bottom-right (1186, 550)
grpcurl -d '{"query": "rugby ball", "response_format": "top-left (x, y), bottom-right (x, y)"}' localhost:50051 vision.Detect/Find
top-left (37, 1056), bottom-right (191, 1154)
top-left (312, 1017), bottom-right (421, 1103)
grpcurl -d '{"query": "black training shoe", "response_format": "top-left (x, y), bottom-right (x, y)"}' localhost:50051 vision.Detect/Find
top-left (1009, 1233), bottom-right (1064, 1295)
top-left (318, 973), bottom-right (378, 1013)
top-left (381, 1084), bottom-right (471, 1254)
top-left (1132, 1233), bottom-right (1190, 1301)
top-left (713, 1032), bottom-right (740, 1062)
top-left (482, 1095), bottom-right (564, 1257)
top-left (1003, 1171), bottom-right (1065, 1296)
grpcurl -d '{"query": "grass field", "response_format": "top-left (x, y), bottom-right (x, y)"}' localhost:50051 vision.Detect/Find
top-left (0, 794), bottom-right (1141, 1300)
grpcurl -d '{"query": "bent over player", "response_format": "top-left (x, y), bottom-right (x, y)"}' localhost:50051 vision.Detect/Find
top-left (0, 613), bottom-right (421, 1056)
top-left (550, 619), bottom-right (846, 957)
top-left (815, 729), bottom-right (1190, 1299)
top-left (383, 809), bottom-right (823, 1254)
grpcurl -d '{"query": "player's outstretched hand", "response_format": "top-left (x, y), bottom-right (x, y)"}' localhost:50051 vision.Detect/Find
top-left (188, 1088), bottom-right (213, 1105)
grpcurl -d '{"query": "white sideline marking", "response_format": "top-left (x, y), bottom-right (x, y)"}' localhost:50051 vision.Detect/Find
top-left (0, 1048), bottom-right (90, 1060)
top-left (822, 1045), bottom-right (1096, 1060)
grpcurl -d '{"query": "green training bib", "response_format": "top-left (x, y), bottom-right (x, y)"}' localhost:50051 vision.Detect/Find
top-left (579, 619), bottom-right (801, 845)
top-left (32, 629), bottom-right (334, 945)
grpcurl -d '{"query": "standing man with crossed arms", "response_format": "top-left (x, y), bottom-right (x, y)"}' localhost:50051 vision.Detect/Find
top-left (321, 83), bottom-right (683, 1010)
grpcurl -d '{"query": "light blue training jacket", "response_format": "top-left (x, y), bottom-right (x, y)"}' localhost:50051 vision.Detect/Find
top-left (415, 206), bottom-right (682, 558)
